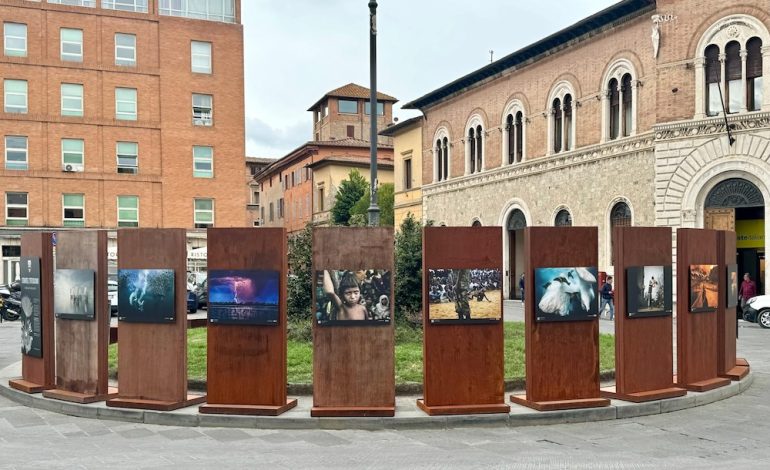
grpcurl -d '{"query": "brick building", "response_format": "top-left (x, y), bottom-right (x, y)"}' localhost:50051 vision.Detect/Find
top-left (404, 0), bottom-right (769, 299)
top-left (254, 83), bottom-right (395, 234)
top-left (0, 0), bottom-right (244, 283)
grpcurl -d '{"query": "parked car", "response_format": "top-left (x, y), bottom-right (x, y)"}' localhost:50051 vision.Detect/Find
top-left (194, 278), bottom-right (207, 309)
top-left (742, 295), bottom-right (770, 328)
top-left (108, 280), bottom-right (118, 316)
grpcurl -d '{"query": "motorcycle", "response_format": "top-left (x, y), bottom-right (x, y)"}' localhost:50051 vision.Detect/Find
top-left (0, 296), bottom-right (20, 322)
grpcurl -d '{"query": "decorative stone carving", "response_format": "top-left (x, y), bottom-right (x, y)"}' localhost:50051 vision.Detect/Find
top-left (651, 15), bottom-right (662, 59)
top-left (654, 112), bottom-right (770, 141)
top-left (705, 178), bottom-right (765, 208)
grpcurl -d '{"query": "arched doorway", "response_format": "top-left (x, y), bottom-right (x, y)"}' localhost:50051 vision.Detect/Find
top-left (507, 209), bottom-right (527, 300)
top-left (705, 178), bottom-right (766, 293)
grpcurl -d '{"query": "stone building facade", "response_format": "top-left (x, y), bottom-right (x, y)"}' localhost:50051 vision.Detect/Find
top-left (404, 0), bottom-right (770, 299)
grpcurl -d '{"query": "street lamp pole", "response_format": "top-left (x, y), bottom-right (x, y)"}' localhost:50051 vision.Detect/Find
top-left (367, 0), bottom-right (380, 227)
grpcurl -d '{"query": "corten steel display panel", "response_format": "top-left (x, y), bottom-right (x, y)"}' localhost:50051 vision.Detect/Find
top-left (311, 227), bottom-right (395, 417)
top-left (43, 231), bottom-right (116, 404)
top-left (511, 227), bottom-right (610, 411)
top-left (106, 229), bottom-right (205, 411)
top-left (417, 227), bottom-right (509, 416)
top-left (200, 228), bottom-right (297, 416)
top-left (717, 231), bottom-right (749, 380)
top-left (675, 229), bottom-right (731, 392)
top-left (9, 232), bottom-right (55, 394)
top-left (600, 227), bottom-right (685, 402)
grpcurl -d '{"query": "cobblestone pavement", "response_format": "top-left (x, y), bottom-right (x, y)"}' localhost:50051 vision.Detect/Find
top-left (1, 318), bottom-right (769, 469)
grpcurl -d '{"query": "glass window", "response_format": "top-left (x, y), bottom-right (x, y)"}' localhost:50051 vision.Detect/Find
top-left (62, 193), bottom-right (85, 227)
top-left (61, 83), bottom-right (84, 117)
top-left (102, 0), bottom-right (149, 13)
top-left (338, 99), bottom-right (357, 114)
top-left (552, 98), bottom-right (562, 153)
top-left (5, 192), bottom-right (28, 226)
top-left (621, 74), bottom-right (633, 137)
top-left (4, 79), bottom-right (27, 114)
top-left (61, 138), bottom-right (84, 168)
top-left (60, 28), bottom-right (83, 62)
top-left (5, 136), bottom-right (28, 170)
top-left (4, 23), bottom-right (27, 57)
top-left (117, 196), bottom-right (139, 227)
top-left (48, 0), bottom-right (96, 7)
top-left (404, 158), bottom-right (412, 190)
top-left (159, 0), bottom-right (235, 23)
top-left (608, 78), bottom-right (619, 140)
top-left (554, 209), bottom-right (572, 227)
top-left (725, 41), bottom-right (743, 113)
top-left (115, 33), bottom-right (136, 66)
top-left (116, 141), bottom-right (138, 174)
top-left (563, 95), bottom-right (573, 151)
top-left (193, 145), bottom-right (213, 177)
top-left (192, 93), bottom-right (213, 125)
top-left (191, 41), bottom-right (212, 74)
top-left (747, 37), bottom-right (763, 112)
top-left (364, 101), bottom-right (385, 115)
top-left (705, 45), bottom-right (721, 116)
top-left (115, 87), bottom-right (137, 120)
top-left (194, 198), bottom-right (214, 228)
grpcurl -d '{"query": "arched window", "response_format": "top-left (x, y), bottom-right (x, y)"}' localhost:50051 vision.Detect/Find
top-left (705, 44), bottom-right (721, 116)
top-left (475, 125), bottom-right (483, 171)
top-left (747, 37), bottom-right (763, 112)
top-left (611, 202), bottom-right (632, 227)
top-left (515, 111), bottom-right (523, 162)
top-left (552, 98), bottom-right (562, 153)
top-left (725, 41), bottom-right (742, 112)
top-left (472, 220), bottom-right (482, 227)
top-left (504, 111), bottom-right (525, 164)
top-left (554, 209), bottom-right (572, 227)
top-left (563, 94), bottom-right (573, 151)
top-left (608, 78), bottom-right (619, 140)
top-left (468, 127), bottom-right (476, 174)
top-left (621, 74), bottom-right (633, 137)
top-left (506, 114), bottom-right (515, 164)
top-left (434, 132), bottom-right (450, 182)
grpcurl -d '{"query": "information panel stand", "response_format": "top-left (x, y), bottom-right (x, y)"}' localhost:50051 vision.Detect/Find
top-left (200, 228), bottom-right (297, 416)
top-left (417, 227), bottom-right (509, 415)
top-left (9, 232), bottom-right (55, 394)
top-left (600, 227), bottom-right (686, 402)
top-left (510, 227), bottom-right (610, 411)
top-left (675, 228), bottom-right (731, 392)
top-left (43, 231), bottom-right (117, 403)
top-left (311, 227), bottom-right (395, 417)
top-left (717, 230), bottom-right (749, 381)
top-left (106, 229), bottom-right (205, 411)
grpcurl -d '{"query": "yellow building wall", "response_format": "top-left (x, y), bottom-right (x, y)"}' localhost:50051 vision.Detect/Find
top-left (312, 164), bottom-right (394, 226)
top-left (392, 123), bottom-right (423, 228)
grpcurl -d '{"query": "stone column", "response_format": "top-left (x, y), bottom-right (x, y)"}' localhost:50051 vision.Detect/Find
top-left (719, 53), bottom-right (727, 114)
top-left (694, 56), bottom-right (706, 119)
top-left (740, 49), bottom-right (748, 113)
top-left (600, 91), bottom-right (609, 143)
top-left (619, 86), bottom-right (626, 137)
top-left (560, 103), bottom-right (567, 152)
top-left (631, 81), bottom-right (639, 136)
top-left (763, 46), bottom-right (770, 111)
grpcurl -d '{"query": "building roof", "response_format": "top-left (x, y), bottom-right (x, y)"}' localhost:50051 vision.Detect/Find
top-left (307, 83), bottom-right (398, 111)
top-left (253, 138), bottom-right (393, 181)
top-left (245, 156), bottom-right (276, 164)
top-left (306, 155), bottom-right (394, 171)
top-left (403, 0), bottom-right (655, 111)
top-left (379, 116), bottom-right (423, 137)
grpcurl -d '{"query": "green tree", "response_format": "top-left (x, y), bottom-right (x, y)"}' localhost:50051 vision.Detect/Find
top-left (394, 213), bottom-right (427, 324)
top-left (287, 224), bottom-right (313, 321)
top-left (331, 169), bottom-right (368, 226)
top-left (350, 182), bottom-right (395, 226)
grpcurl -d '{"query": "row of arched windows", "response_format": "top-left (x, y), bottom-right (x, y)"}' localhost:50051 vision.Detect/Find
top-left (470, 201), bottom-right (631, 229)
top-left (704, 37), bottom-right (763, 116)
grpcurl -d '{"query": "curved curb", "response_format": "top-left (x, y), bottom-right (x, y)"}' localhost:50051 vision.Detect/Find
top-left (0, 366), bottom-right (753, 430)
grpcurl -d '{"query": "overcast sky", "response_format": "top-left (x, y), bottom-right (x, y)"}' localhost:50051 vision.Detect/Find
top-left (243, 0), bottom-right (619, 158)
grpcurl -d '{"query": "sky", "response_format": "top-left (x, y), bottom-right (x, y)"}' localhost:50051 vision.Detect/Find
top-left (243, 0), bottom-right (620, 158)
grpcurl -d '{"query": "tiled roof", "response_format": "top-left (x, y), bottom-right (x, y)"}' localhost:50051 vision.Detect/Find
top-left (307, 83), bottom-right (398, 111)
top-left (245, 156), bottom-right (276, 164)
top-left (309, 137), bottom-right (393, 149)
top-left (379, 116), bottom-right (423, 137)
top-left (307, 154), bottom-right (394, 170)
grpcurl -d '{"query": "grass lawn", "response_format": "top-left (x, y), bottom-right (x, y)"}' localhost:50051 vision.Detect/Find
top-left (108, 322), bottom-right (616, 384)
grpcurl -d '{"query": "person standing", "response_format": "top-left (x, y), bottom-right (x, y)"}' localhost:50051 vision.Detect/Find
top-left (519, 273), bottom-right (525, 304)
top-left (739, 273), bottom-right (758, 312)
top-left (600, 276), bottom-right (615, 320)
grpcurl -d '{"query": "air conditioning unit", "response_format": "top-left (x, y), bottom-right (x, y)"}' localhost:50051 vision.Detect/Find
top-left (63, 164), bottom-right (84, 172)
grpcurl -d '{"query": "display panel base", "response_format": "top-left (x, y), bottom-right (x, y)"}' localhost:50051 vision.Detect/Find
top-left (8, 378), bottom-right (54, 394)
top-left (510, 394), bottom-right (610, 411)
top-left (199, 398), bottom-right (297, 416)
top-left (720, 365), bottom-right (750, 381)
top-left (106, 393), bottom-right (206, 411)
top-left (310, 406), bottom-right (395, 417)
top-left (736, 357), bottom-right (749, 367)
top-left (674, 375), bottom-right (731, 392)
top-left (600, 385), bottom-right (686, 403)
top-left (43, 386), bottom-right (118, 404)
top-left (416, 399), bottom-right (510, 416)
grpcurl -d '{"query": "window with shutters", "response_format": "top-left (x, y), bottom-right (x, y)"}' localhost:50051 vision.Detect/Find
top-left (433, 127), bottom-right (450, 182)
top-left (608, 79), bottom-right (619, 140)
top-left (465, 116), bottom-right (484, 175)
top-left (725, 41), bottom-right (742, 113)
top-left (747, 37), bottom-right (763, 112)
top-left (705, 45), bottom-right (721, 116)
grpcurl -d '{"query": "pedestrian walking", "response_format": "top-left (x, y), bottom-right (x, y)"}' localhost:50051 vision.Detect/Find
top-left (600, 275), bottom-right (615, 320)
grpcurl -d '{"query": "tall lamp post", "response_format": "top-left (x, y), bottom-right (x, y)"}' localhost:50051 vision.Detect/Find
top-left (367, 0), bottom-right (380, 226)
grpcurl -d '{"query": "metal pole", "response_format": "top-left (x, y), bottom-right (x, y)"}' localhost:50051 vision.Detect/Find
top-left (367, 0), bottom-right (380, 226)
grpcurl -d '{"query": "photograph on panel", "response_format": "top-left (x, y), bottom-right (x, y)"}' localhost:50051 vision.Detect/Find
top-left (208, 269), bottom-right (280, 325)
top-left (118, 269), bottom-right (176, 323)
top-left (689, 264), bottom-right (719, 313)
top-left (534, 267), bottom-right (599, 322)
top-left (54, 269), bottom-right (96, 320)
top-left (315, 269), bottom-right (391, 325)
top-left (427, 269), bottom-right (502, 323)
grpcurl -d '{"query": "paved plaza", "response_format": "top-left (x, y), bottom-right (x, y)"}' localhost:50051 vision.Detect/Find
top-left (1, 312), bottom-right (769, 469)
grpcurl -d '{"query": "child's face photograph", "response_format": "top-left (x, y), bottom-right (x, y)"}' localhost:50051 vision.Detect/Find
top-left (343, 287), bottom-right (361, 305)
